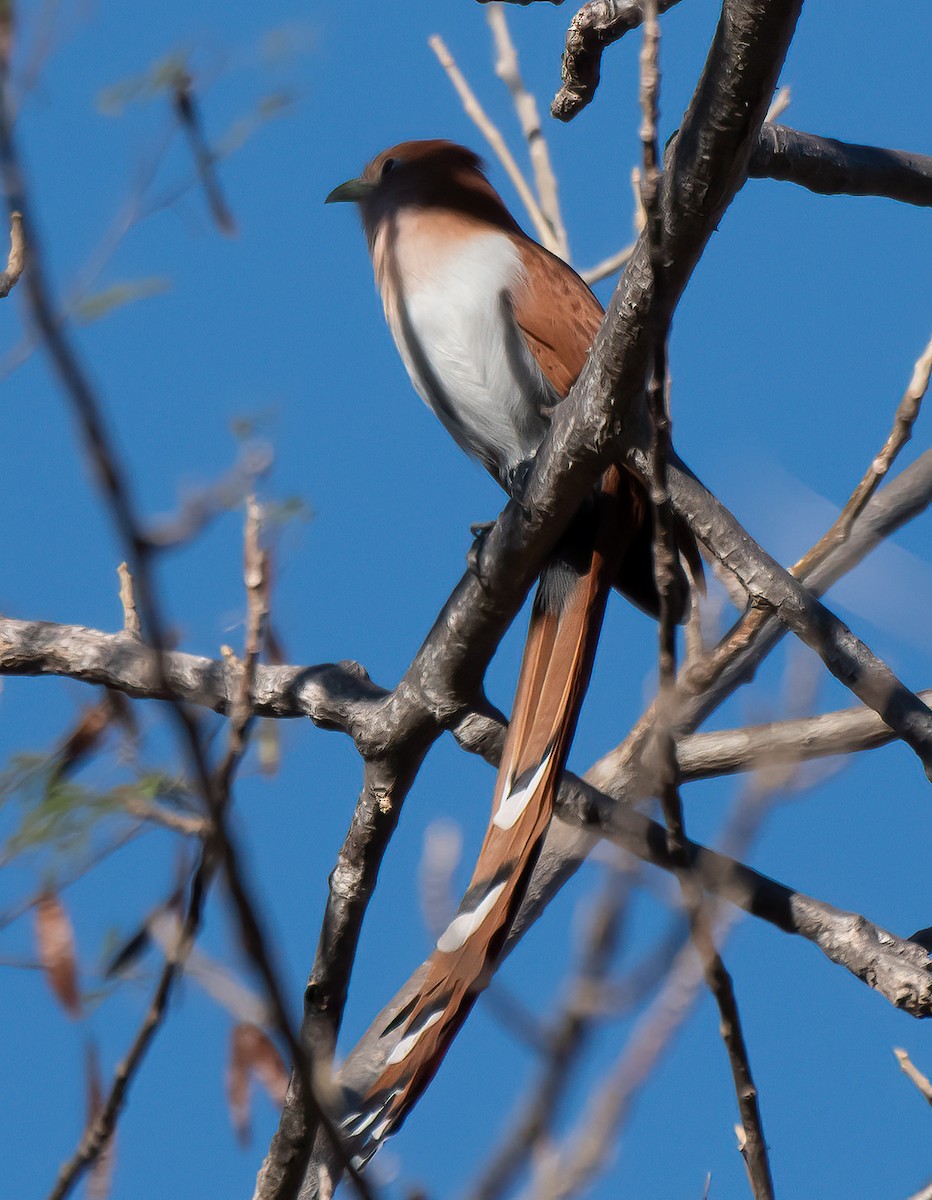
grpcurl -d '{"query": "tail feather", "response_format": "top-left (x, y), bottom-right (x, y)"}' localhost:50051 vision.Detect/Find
top-left (340, 466), bottom-right (633, 1161)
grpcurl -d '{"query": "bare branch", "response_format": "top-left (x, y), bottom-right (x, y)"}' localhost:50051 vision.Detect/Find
top-left (579, 241), bottom-right (635, 285)
top-left (428, 32), bottom-right (560, 253)
top-left (552, 0), bottom-right (684, 122)
top-left (326, 451), bottom-right (932, 1168)
top-left (0, 205), bottom-right (22, 296)
top-left (677, 690), bottom-right (932, 779)
top-left (794, 333), bottom-right (932, 575)
top-left (3, 614), bottom-right (928, 781)
top-left (487, 3), bottom-right (569, 259)
top-left (895, 1048), bottom-right (932, 1106)
top-left (116, 562), bottom-right (141, 639)
top-left (652, 452), bottom-right (932, 778)
top-left (764, 84), bottom-right (791, 124)
top-left (751, 124), bottom-right (932, 207)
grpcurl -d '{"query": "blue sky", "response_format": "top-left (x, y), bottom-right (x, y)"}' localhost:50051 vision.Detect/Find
top-left (1, 1), bottom-right (930, 1198)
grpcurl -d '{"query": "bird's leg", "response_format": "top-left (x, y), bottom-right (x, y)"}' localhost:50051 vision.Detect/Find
top-left (468, 459), bottom-right (537, 580)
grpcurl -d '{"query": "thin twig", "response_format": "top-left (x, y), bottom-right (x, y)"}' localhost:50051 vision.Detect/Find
top-left (0, 205), bottom-right (22, 295)
top-left (793, 334), bottom-right (932, 576)
top-left (533, 761), bottom-right (789, 1200)
top-left (579, 241), bottom-right (636, 285)
top-left (764, 84), bottom-right (791, 124)
top-left (486, 3), bottom-right (569, 259)
top-left (121, 796), bottom-right (208, 837)
top-left (117, 562), bottom-right (141, 639)
top-left (48, 865), bottom-right (208, 1200)
top-left (894, 1048), bottom-right (932, 1106)
top-left (173, 68), bottom-right (237, 236)
top-left (428, 33), bottom-right (560, 253)
top-left (639, 9), bottom-right (773, 1194)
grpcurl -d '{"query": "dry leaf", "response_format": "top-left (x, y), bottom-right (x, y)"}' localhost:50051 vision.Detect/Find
top-left (257, 720), bottom-right (280, 776)
top-left (52, 701), bottom-right (111, 780)
top-left (34, 890), bottom-right (81, 1017)
top-left (227, 1023), bottom-right (288, 1144)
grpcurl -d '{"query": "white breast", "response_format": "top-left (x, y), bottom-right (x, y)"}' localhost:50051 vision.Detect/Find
top-left (376, 218), bottom-right (553, 482)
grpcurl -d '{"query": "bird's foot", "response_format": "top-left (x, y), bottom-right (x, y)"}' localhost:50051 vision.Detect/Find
top-left (506, 458), bottom-right (534, 500)
top-left (467, 520), bottom-right (496, 582)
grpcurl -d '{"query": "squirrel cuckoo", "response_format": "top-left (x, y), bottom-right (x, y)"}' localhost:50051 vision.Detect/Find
top-left (327, 141), bottom-right (699, 1161)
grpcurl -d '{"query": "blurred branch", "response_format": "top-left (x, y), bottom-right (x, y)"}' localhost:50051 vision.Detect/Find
top-left (0, 29), bottom-right (364, 1200)
top-left (144, 441), bottom-right (274, 550)
top-left (794, 333), bottom-right (931, 576)
top-left (172, 68), bottom-right (237, 235)
top-left (532, 757), bottom-right (794, 1200)
top-left (428, 32), bottom-right (560, 253)
top-left (466, 868), bottom-right (633, 1200)
top-left (486, 3), bottom-right (569, 259)
top-left (895, 1048), bottom-right (932, 1106)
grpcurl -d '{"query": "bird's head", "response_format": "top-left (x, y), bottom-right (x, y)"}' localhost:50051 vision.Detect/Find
top-left (326, 140), bottom-right (520, 237)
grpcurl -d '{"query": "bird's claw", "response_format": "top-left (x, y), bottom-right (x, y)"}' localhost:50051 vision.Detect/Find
top-left (467, 520), bottom-right (496, 582)
top-left (507, 459), bottom-right (534, 500)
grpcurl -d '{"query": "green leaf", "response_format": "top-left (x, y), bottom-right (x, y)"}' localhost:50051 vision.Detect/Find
top-left (73, 277), bottom-right (172, 325)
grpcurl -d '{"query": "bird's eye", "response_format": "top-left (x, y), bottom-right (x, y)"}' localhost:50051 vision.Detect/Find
top-left (380, 157), bottom-right (396, 179)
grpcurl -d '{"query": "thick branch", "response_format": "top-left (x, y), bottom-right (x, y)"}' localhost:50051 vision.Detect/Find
top-left (7, 615), bottom-right (925, 782)
top-left (751, 124), bottom-right (932, 207)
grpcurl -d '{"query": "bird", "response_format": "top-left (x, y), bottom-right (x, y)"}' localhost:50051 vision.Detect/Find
top-left (326, 140), bottom-right (699, 1162)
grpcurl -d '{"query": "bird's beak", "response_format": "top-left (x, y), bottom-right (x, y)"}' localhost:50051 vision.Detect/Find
top-left (325, 177), bottom-right (374, 204)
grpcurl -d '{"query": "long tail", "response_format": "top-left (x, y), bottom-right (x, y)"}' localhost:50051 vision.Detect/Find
top-left (339, 466), bottom-right (633, 1163)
